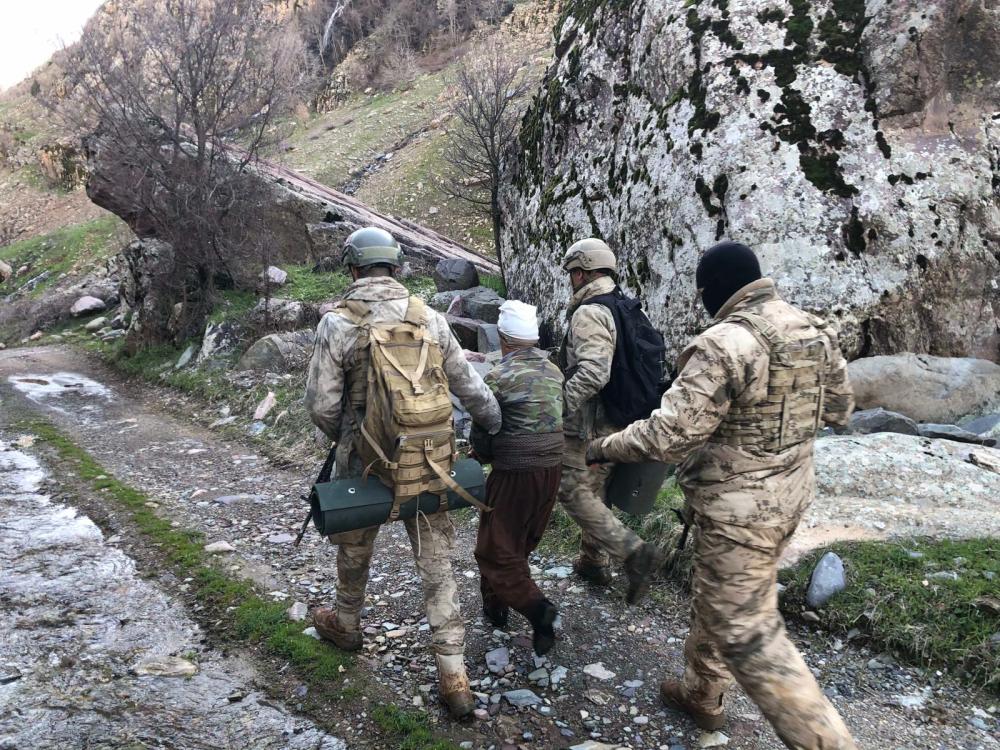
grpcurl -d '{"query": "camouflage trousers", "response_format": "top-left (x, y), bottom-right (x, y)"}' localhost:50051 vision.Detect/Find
top-left (558, 438), bottom-right (643, 568)
top-left (683, 513), bottom-right (857, 750)
top-left (329, 511), bottom-right (465, 657)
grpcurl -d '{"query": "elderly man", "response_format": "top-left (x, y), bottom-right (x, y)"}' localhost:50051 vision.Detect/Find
top-left (587, 241), bottom-right (857, 749)
top-left (472, 300), bottom-right (565, 655)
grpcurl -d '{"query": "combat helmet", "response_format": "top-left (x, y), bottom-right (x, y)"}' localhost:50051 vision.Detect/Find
top-left (562, 238), bottom-right (617, 274)
top-left (342, 226), bottom-right (403, 268)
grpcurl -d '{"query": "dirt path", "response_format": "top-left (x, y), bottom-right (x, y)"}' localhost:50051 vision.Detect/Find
top-left (0, 345), bottom-right (997, 750)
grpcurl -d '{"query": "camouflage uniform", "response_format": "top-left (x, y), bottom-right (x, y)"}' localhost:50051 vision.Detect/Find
top-left (472, 347), bottom-right (564, 618)
top-left (599, 279), bottom-right (858, 749)
top-left (558, 275), bottom-right (643, 569)
top-left (305, 276), bottom-right (502, 657)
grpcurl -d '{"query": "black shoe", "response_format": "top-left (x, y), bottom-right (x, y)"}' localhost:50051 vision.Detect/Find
top-left (624, 543), bottom-right (664, 605)
top-left (528, 599), bottom-right (558, 656)
top-left (483, 603), bottom-right (510, 629)
top-left (573, 557), bottom-right (612, 586)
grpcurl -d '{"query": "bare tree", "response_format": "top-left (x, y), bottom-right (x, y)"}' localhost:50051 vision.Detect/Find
top-left (441, 39), bottom-right (532, 271)
top-left (52, 0), bottom-right (312, 349)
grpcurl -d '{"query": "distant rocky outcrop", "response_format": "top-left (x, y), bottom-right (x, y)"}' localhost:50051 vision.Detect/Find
top-left (501, 0), bottom-right (1000, 363)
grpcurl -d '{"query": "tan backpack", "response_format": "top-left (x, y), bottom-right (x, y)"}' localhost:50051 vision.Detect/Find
top-left (337, 296), bottom-right (488, 520)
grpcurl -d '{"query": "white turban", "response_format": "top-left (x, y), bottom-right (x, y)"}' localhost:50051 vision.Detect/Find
top-left (497, 300), bottom-right (539, 342)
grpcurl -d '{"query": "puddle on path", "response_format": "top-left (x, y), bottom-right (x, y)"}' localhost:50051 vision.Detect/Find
top-left (0, 440), bottom-right (345, 750)
top-left (7, 372), bottom-right (114, 418)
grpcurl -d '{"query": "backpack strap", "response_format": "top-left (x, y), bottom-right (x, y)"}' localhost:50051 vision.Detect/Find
top-left (334, 299), bottom-right (372, 325)
top-left (421, 437), bottom-right (492, 514)
top-left (403, 296), bottom-right (429, 326)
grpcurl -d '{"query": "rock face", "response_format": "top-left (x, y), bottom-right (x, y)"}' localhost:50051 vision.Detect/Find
top-left (844, 407), bottom-right (919, 437)
top-left (248, 298), bottom-right (319, 332)
top-left (500, 0), bottom-right (1000, 363)
top-left (849, 354), bottom-right (1000, 422)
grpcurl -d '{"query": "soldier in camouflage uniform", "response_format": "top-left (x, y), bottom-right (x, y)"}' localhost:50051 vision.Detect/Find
top-left (558, 238), bottom-right (663, 603)
top-left (471, 301), bottom-right (565, 655)
top-left (587, 242), bottom-right (858, 748)
top-left (305, 227), bottom-right (502, 718)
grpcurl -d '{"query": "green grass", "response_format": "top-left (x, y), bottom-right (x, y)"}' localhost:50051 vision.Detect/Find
top-left (370, 705), bottom-right (461, 750)
top-left (478, 273), bottom-right (507, 297)
top-left (0, 215), bottom-right (123, 296)
top-left (281, 265), bottom-right (352, 303)
top-left (208, 289), bottom-right (258, 324)
top-left (781, 538), bottom-right (1000, 692)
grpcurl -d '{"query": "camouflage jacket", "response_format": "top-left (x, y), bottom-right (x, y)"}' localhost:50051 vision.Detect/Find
top-left (560, 276), bottom-right (618, 457)
top-left (305, 277), bottom-right (502, 477)
top-left (599, 279), bottom-right (854, 527)
top-left (485, 347), bottom-right (564, 436)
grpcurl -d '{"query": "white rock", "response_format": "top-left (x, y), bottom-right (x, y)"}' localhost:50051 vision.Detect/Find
top-left (175, 344), bottom-right (196, 370)
top-left (302, 626), bottom-right (321, 640)
top-left (698, 732), bottom-right (730, 748)
top-left (260, 265), bottom-right (288, 286)
top-left (254, 391), bottom-right (277, 420)
top-left (84, 317), bottom-right (108, 332)
top-left (134, 656), bottom-right (198, 678)
top-left (70, 296), bottom-right (106, 317)
top-left (204, 541), bottom-right (236, 553)
top-left (583, 662), bottom-right (616, 681)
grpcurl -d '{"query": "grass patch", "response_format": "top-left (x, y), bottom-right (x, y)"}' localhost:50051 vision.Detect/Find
top-left (0, 215), bottom-right (124, 297)
top-left (282, 265), bottom-right (352, 303)
top-left (781, 538), bottom-right (1000, 692)
top-left (370, 704), bottom-right (460, 750)
top-left (478, 273), bottom-right (507, 297)
top-left (208, 289), bottom-right (258, 324)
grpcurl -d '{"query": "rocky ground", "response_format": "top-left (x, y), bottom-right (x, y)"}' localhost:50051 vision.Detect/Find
top-left (0, 344), bottom-right (997, 750)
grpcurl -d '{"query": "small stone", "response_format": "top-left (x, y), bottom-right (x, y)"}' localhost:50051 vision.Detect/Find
top-left (134, 656), bottom-right (198, 678)
top-left (583, 662), bottom-right (616, 681)
top-left (84, 316), bottom-right (107, 332)
top-left (254, 391), bottom-right (277, 420)
top-left (550, 665), bottom-right (568, 686)
top-left (806, 552), bottom-right (847, 608)
top-left (698, 731), bottom-right (730, 748)
top-left (528, 668), bottom-right (549, 682)
top-left (503, 688), bottom-right (542, 707)
top-left (204, 541), bottom-right (236, 553)
top-left (286, 602), bottom-right (308, 621)
top-left (302, 627), bottom-right (321, 640)
top-left (175, 344), bottom-right (196, 370)
top-left (486, 646), bottom-right (510, 674)
top-left (267, 533), bottom-right (295, 544)
top-left (802, 611), bottom-right (821, 623)
top-left (473, 708), bottom-right (489, 721)
top-left (545, 565), bottom-right (574, 579)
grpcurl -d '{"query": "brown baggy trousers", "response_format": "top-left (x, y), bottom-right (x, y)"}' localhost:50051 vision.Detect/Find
top-left (474, 466), bottom-right (562, 617)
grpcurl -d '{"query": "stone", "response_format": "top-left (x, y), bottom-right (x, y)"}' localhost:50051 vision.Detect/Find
top-left (918, 424), bottom-right (997, 447)
top-left (70, 296), bottom-right (106, 317)
top-left (260, 266), bottom-right (288, 287)
top-left (197, 320), bottom-right (244, 363)
top-left (461, 286), bottom-right (506, 324)
top-left (434, 258), bottom-right (479, 292)
top-left (254, 391), bottom-right (277, 421)
top-left (29, 332), bottom-right (43, 341)
top-left (204, 541), bottom-right (236, 553)
top-left (499, 3), bottom-right (1000, 365)
top-left (249, 298), bottom-right (319, 332)
top-left (961, 414), bottom-right (1000, 439)
top-left (545, 565), bottom-right (573, 579)
top-left (302, 627), bottom-right (321, 640)
top-left (237, 330), bottom-right (315, 373)
top-left (698, 732), bottom-right (730, 748)
top-left (0, 260), bottom-right (12, 282)
top-left (134, 656), bottom-right (198, 678)
top-left (550, 665), bottom-right (568, 686)
top-left (268, 533), bottom-right (295, 545)
top-left (486, 647), bottom-right (510, 675)
top-left (312, 256), bottom-right (338, 274)
top-left (287, 602), bottom-right (308, 621)
top-left (502, 689), bottom-right (542, 707)
top-left (84, 317), bottom-right (108, 332)
top-left (844, 408), bottom-right (919, 437)
top-left (444, 315), bottom-right (481, 351)
top-left (174, 344), bottom-right (196, 370)
top-left (806, 552), bottom-right (847, 608)
top-left (429, 290), bottom-right (464, 314)
top-left (583, 662), bottom-right (616, 681)
top-left (849, 355), bottom-right (1000, 423)
top-left (477, 323), bottom-right (501, 354)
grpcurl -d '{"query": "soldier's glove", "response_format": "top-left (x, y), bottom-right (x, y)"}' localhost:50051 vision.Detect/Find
top-left (585, 438), bottom-right (611, 466)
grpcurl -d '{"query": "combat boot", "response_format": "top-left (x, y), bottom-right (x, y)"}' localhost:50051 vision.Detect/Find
top-left (526, 598), bottom-right (558, 656)
top-left (573, 556), bottom-right (612, 586)
top-left (660, 680), bottom-right (726, 731)
top-left (624, 543), bottom-right (664, 605)
top-left (312, 607), bottom-right (362, 652)
top-left (436, 654), bottom-right (475, 718)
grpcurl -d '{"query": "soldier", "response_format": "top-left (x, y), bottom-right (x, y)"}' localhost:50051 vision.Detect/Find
top-left (586, 241), bottom-right (858, 749)
top-left (304, 227), bottom-right (502, 719)
top-left (558, 238), bottom-right (663, 603)
top-left (471, 300), bottom-right (565, 655)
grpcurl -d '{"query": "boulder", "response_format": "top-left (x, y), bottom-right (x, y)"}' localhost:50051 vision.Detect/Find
top-left (445, 315), bottom-right (481, 351)
top-left (237, 330), bottom-right (315, 373)
top-left (809, 433), bottom-right (1000, 542)
top-left (477, 323), bottom-right (501, 354)
top-left (430, 290), bottom-right (464, 314)
top-left (260, 266), bottom-right (288, 287)
top-left (500, 1), bottom-right (1000, 363)
top-left (805, 552), bottom-right (847, 609)
top-left (849, 354), bottom-right (1000, 423)
top-left (84, 316), bottom-right (108, 332)
top-left (843, 408), bottom-right (919, 437)
top-left (249, 298), bottom-right (319, 332)
top-left (917, 424), bottom-right (997, 447)
top-left (461, 286), bottom-right (506, 324)
top-left (197, 320), bottom-right (244, 363)
top-left (434, 258), bottom-right (479, 292)
top-left (70, 296), bottom-right (107, 317)
top-left (174, 344), bottom-right (196, 369)
top-left (962, 414), bottom-right (1000, 440)
top-left (0, 260), bottom-right (12, 282)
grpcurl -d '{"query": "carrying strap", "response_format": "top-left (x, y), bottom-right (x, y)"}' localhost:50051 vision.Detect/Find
top-left (423, 439), bottom-right (492, 515)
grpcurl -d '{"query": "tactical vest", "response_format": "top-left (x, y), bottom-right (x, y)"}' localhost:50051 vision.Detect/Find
top-left (709, 311), bottom-right (828, 452)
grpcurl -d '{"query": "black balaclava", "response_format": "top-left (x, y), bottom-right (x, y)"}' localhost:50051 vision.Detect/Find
top-left (695, 241), bottom-right (762, 317)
